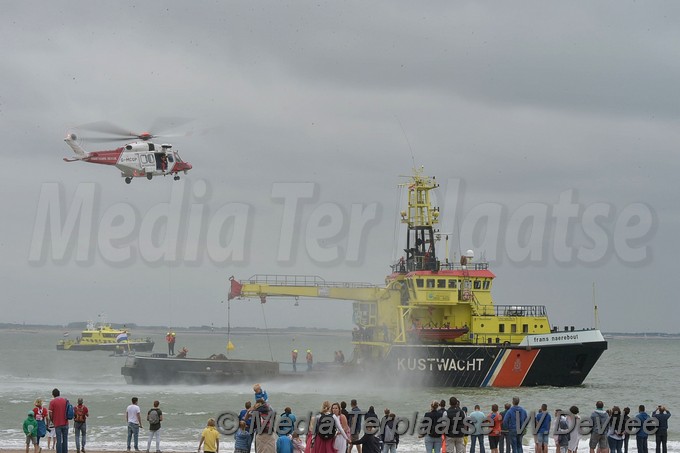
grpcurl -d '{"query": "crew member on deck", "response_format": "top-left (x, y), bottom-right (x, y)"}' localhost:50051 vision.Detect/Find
top-left (166, 332), bottom-right (176, 355)
top-left (306, 349), bottom-right (313, 371)
top-left (291, 349), bottom-right (298, 372)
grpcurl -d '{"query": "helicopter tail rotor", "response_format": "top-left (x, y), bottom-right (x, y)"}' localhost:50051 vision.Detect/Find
top-left (64, 132), bottom-right (88, 158)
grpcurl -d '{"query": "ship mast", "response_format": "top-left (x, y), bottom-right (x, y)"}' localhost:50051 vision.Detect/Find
top-left (400, 166), bottom-right (440, 272)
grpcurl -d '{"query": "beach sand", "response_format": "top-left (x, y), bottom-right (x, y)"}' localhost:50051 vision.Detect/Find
top-left (1, 450), bottom-right (197, 453)
top-left (0, 447), bottom-right (136, 453)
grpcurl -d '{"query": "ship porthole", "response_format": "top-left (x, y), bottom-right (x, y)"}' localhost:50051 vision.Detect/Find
top-left (480, 324), bottom-right (484, 327)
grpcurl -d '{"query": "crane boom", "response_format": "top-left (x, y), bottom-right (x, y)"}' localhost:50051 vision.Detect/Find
top-left (232, 274), bottom-right (389, 302)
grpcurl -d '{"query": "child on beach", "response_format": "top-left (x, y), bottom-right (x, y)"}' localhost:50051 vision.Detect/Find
top-left (276, 434), bottom-right (293, 453)
top-left (253, 383), bottom-right (268, 402)
top-left (198, 418), bottom-right (220, 453)
top-left (234, 421), bottom-right (251, 453)
top-left (23, 411), bottom-right (39, 453)
top-left (33, 399), bottom-right (48, 445)
top-left (291, 433), bottom-right (305, 453)
top-left (46, 417), bottom-right (55, 449)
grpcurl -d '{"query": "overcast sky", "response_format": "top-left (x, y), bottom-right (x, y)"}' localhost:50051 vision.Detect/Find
top-left (1, 1), bottom-right (678, 333)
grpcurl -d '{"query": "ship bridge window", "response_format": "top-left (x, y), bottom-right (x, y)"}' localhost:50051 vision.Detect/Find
top-left (426, 279), bottom-right (435, 288)
top-left (82, 333), bottom-right (92, 338)
top-left (499, 324), bottom-right (505, 333)
top-left (416, 279), bottom-right (424, 288)
top-left (523, 324), bottom-right (529, 333)
top-left (483, 281), bottom-right (490, 290)
top-left (448, 280), bottom-right (457, 289)
top-left (437, 279), bottom-right (446, 288)
top-left (474, 280), bottom-right (481, 290)
top-left (511, 324), bottom-right (517, 333)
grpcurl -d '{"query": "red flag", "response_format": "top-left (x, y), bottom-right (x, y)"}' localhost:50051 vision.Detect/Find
top-left (228, 276), bottom-right (242, 301)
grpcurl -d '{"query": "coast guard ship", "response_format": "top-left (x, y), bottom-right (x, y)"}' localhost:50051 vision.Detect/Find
top-left (228, 167), bottom-right (607, 387)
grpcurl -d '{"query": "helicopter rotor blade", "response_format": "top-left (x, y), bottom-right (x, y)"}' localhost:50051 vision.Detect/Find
top-left (76, 121), bottom-right (139, 138)
top-left (77, 136), bottom-right (134, 143)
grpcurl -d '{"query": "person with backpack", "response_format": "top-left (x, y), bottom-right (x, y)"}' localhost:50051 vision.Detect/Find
top-left (33, 399), bottom-right (48, 447)
top-left (73, 398), bottom-right (89, 453)
top-left (48, 388), bottom-right (69, 453)
top-left (146, 400), bottom-right (163, 453)
top-left (310, 401), bottom-right (336, 453)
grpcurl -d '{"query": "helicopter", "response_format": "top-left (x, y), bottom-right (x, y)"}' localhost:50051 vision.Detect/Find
top-left (63, 121), bottom-right (193, 184)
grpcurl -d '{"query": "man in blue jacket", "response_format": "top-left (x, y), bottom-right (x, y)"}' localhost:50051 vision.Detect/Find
top-left (635, 405), bottom-right (649, 453)
top-left (535, 404), bottom-right (551, 453)
top-left (502, 397), bottom-right (527, 453)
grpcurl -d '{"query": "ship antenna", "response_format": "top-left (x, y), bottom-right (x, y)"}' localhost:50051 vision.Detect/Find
top-left (396, 117), bottom-right (417, 171)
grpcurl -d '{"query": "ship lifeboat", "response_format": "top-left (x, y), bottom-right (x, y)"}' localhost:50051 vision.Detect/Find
top-left (410, 326), bottom-right (470, 342)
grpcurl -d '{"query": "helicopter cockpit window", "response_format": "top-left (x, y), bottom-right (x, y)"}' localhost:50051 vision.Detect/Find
top-left (167, 154), bottom-right (174, 162)
top-left (140, 155), bottom-right (148, 164)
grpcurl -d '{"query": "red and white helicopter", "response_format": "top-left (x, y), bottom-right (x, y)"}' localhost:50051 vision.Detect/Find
top-left (63, 121), bottom-right (193, 184)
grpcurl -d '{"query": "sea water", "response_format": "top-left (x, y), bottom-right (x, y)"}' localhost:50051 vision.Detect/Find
top-left (1, 329), bottom-right (678, 452)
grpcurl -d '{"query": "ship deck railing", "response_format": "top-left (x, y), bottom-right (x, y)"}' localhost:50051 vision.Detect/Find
top-left (246, 274), bottom-right (377, 288)
top-left (391, 259), bottom-right (489, 273)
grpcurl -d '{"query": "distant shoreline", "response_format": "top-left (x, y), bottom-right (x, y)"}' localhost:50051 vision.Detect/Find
top-left (0, 324), bottom-right (352, 336)
top-left (2, 324), bottom-right (679, 338)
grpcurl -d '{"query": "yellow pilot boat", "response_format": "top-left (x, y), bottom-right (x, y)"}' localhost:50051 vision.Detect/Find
top-left (57, 321), bottom-right (154, 352)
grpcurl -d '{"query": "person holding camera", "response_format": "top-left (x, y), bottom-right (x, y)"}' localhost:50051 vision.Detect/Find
top-left (651, 405), bottom-right (671, 453)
